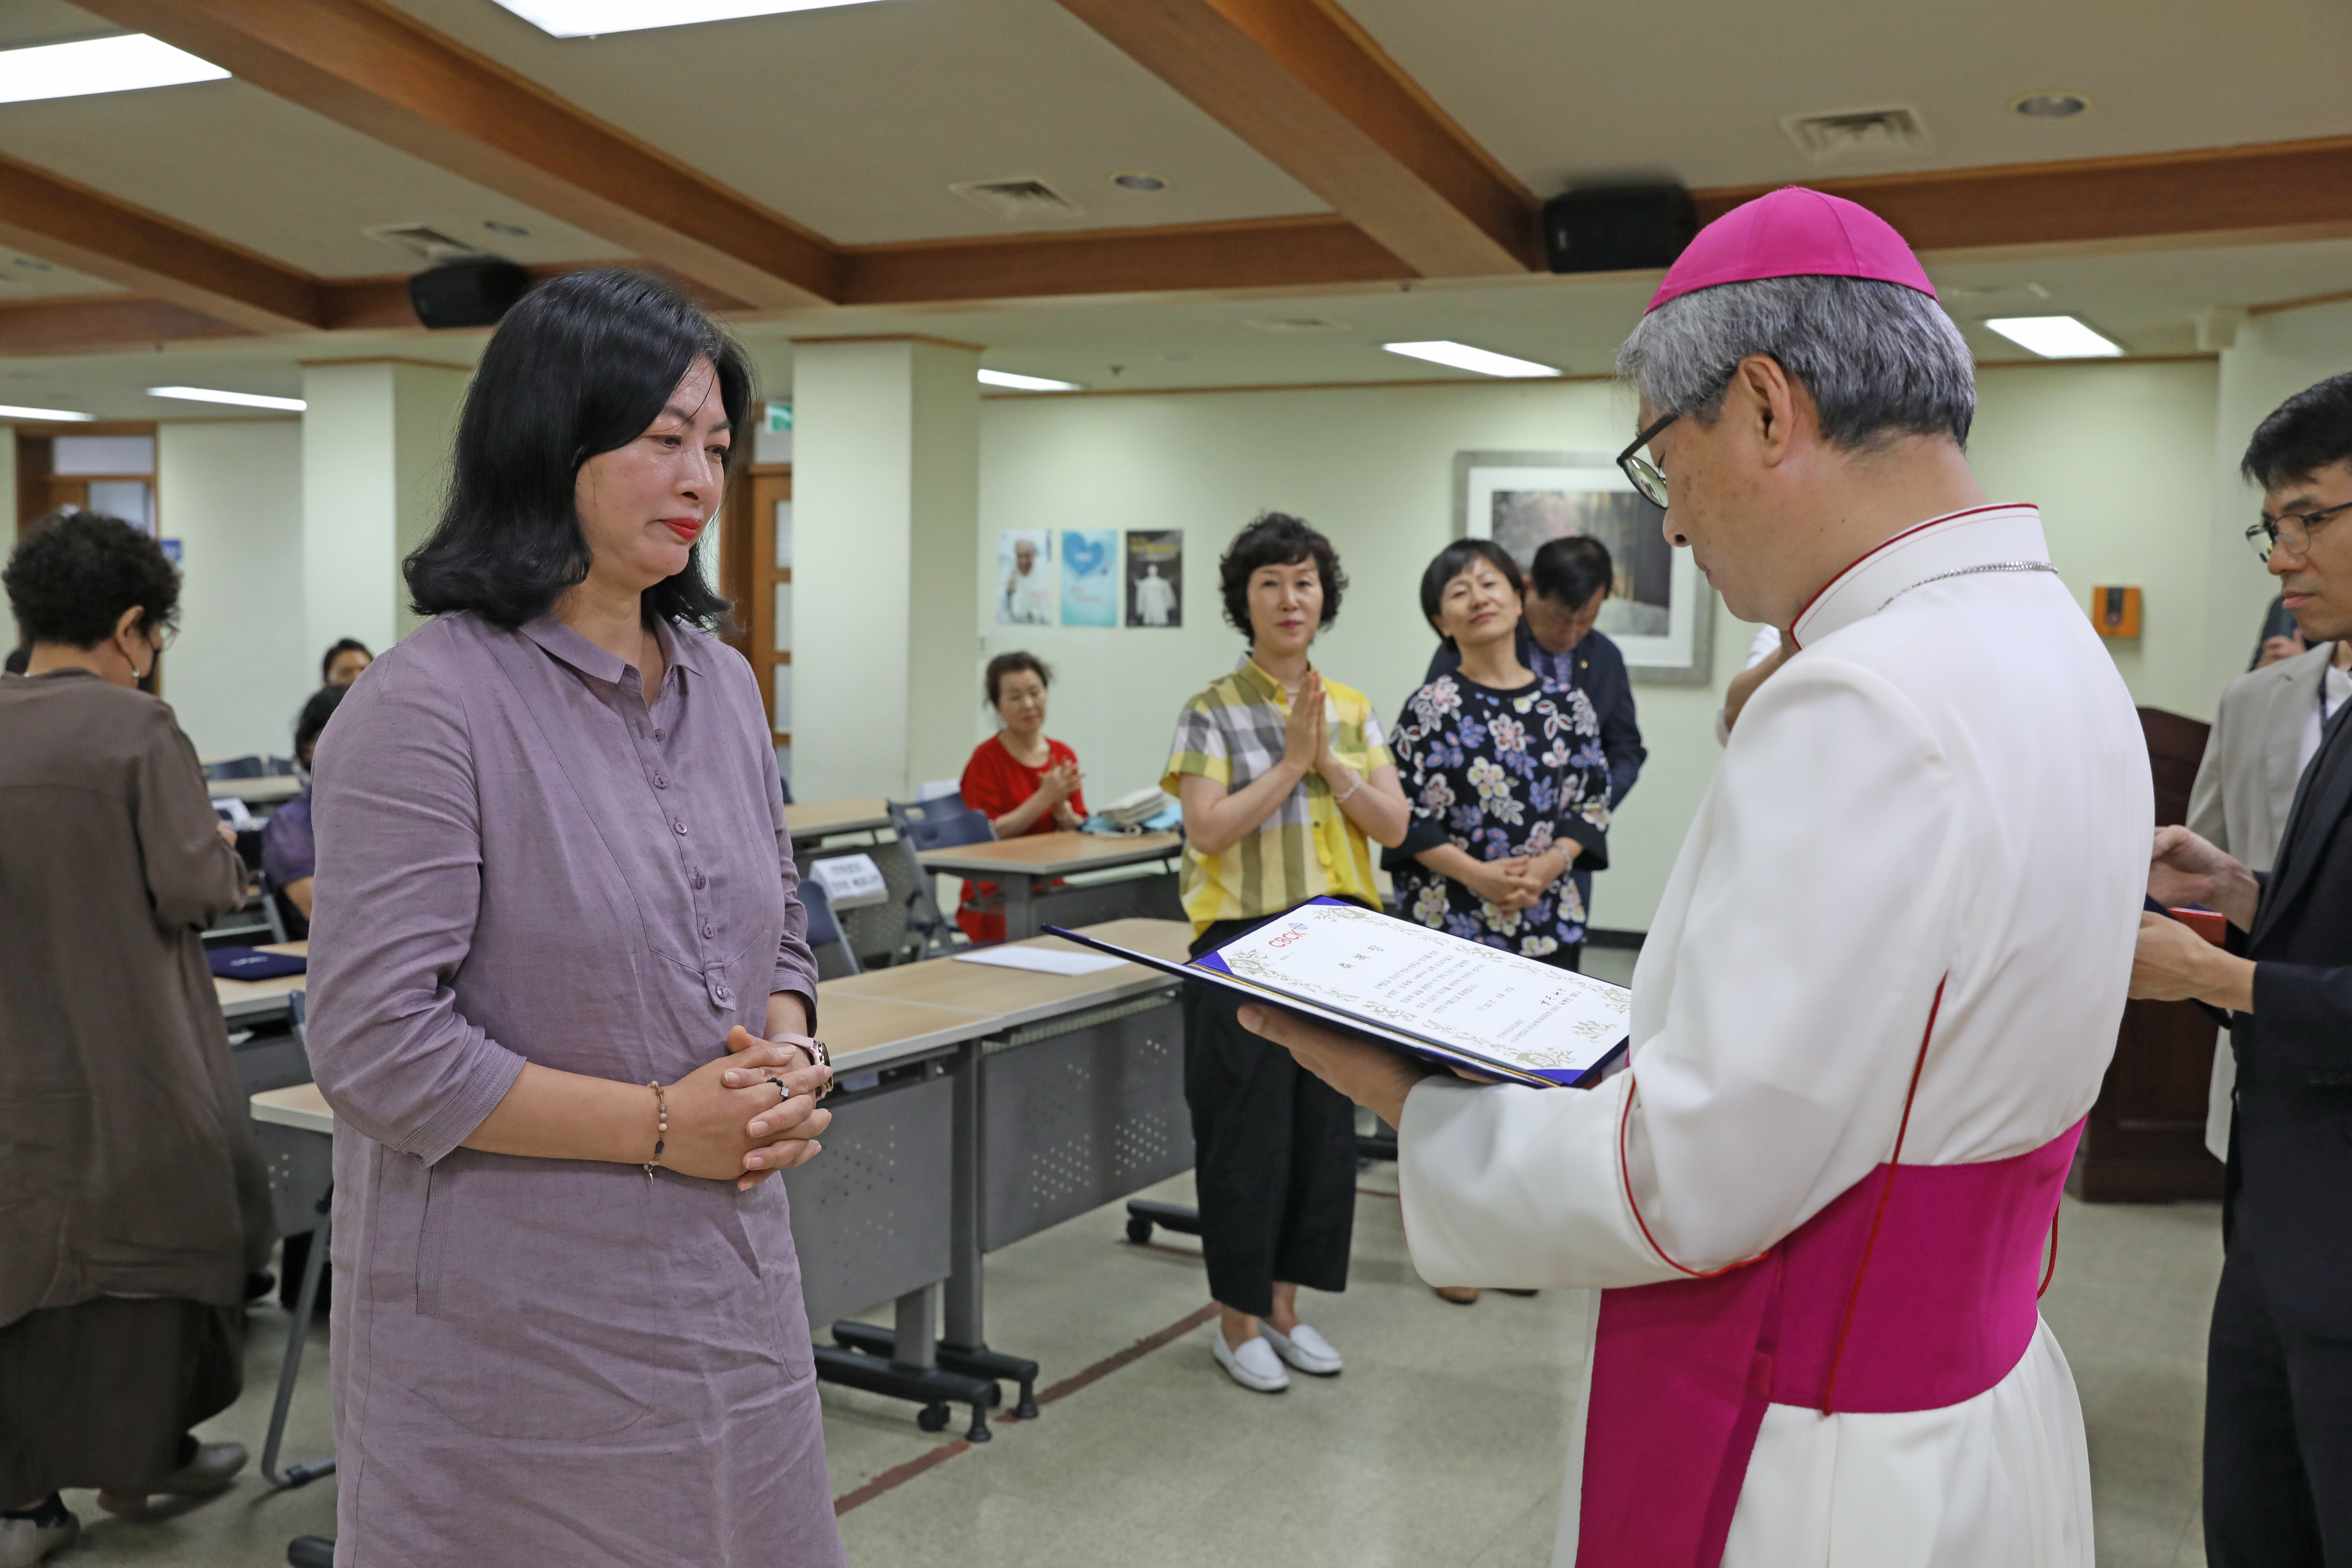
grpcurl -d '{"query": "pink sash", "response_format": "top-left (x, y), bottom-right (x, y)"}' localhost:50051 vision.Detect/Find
top-left (1575, 1120), bottom-right (2081, 1566)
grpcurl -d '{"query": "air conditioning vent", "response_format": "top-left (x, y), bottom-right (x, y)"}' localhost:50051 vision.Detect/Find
top-left (949, 178), bottom-right (1086, 222)
top-left (1942, 281), bottom-right (2052, 303)
top-left (1780, 105), bottom-right (1932, 164)
top-left (1242, 318), bottom-right (1353, 334)
top-left (363, 223), bottom-right (489, 264)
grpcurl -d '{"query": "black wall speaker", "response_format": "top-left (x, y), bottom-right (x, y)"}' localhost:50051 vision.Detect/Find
top-left (408, 259), bottom-right (533, 330)
top-left (1541, 185), bottom-right (1699, 274)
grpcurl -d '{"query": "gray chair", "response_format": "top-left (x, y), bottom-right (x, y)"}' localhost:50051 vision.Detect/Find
top-left (800, 878), bottom-right (862, 980)
top-left (886, 796), bottom-right (993, 962)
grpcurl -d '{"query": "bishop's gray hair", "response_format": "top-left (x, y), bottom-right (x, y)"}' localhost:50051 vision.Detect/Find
top-left (1616, 274), bottom-right (1976, 451)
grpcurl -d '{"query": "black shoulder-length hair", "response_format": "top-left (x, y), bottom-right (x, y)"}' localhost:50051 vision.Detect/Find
top-left (1418, 538), bottom-right (1524, 643)
top-left (404, 268), bottom-right (751, 631)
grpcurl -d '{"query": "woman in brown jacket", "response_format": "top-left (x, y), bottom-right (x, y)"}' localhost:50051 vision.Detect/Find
top-left (0, 511), bottom-right (272, 1565)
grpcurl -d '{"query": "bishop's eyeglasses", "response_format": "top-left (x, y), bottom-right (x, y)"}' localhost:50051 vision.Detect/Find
top-left (2246, 498), bottom-right (2352, 565)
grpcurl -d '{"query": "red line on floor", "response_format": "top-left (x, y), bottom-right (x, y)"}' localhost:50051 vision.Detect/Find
top-left (832, 1438), bottom-right (970, 1516)
top-left (1029, 1302), bottom-right (1218, 1410)
top-left (830, 1301), bottom-right (1220, 1516)
top-left (1357, 1186), bottom-right (1400, 1199)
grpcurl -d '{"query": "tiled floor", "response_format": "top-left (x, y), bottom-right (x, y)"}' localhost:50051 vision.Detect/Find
top-left (53, 944), bottom-right (2223, 1567)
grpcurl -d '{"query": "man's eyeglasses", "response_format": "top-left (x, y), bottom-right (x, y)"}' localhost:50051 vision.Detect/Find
top-left (1616, 408), bottom-right (1679, 510)
top-left (2246, 498), bottom-right (2352, 565)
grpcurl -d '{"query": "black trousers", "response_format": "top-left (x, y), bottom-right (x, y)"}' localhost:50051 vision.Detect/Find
top-left (2205, 1237), bottom-right (2352, 1565)
top-left (1183, 916), bottom-right (1358, 1318)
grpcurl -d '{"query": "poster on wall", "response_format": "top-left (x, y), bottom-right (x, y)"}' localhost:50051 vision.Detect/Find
top-left (1125, 530), bottom-right (1182, 627)
top-left (1453, 450), bottom-right (1714, 684)
top-left (997, 530), bottom-right (1056, 625)
top-left (1059, 529), bottom-right (1119, 627)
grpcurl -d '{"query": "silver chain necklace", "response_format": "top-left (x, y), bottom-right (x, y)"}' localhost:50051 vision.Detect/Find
top-left (1876, 560), bottom-right (2057, 615)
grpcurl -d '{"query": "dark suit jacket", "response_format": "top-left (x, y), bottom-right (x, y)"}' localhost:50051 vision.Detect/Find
top-left (1422, 625), bottom-right (1646, 810)
top-left (2228, 696), bottom-right (2352, 1336)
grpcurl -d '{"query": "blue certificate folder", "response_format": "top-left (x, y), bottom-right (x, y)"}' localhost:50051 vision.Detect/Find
top-left (1048, 899), bottom-right (1629, 1090)
top-left (206, 946), bottom-right (307, 981)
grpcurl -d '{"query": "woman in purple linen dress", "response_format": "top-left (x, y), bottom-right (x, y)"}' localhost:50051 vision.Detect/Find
top-left (305, 271), bottom-right (846, 1567)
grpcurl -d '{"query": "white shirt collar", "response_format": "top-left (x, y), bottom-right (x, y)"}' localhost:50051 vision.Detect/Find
top-left (1789, 504), bottom-right (2050, 651)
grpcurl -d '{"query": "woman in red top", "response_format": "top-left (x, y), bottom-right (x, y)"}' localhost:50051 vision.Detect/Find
top-left (957, 652), bottom-right (1087, 943)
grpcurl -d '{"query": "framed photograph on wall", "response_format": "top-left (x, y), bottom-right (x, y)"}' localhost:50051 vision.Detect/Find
top-left (1452, 450), bottom-right (1715, 685)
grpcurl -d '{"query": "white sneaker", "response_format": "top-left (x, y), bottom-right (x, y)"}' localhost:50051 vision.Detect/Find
top-left (1211, 1330), bottom-right (1290, 1392)
top-left (1261, 1321), bottom-right (1343, 1376)
top-left (0, 1507), bottom-right (79, 1568)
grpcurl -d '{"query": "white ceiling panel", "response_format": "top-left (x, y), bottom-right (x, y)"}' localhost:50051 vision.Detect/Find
top-left (0, 37), bottom-right (630, 277)
top-left (1344, 0), bottom-right (2352, 197)
top-left (386, 0), bottom-right (1328, 244)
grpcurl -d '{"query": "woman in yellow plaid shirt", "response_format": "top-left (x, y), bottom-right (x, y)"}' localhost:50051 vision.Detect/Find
top-left (1162, 512), bottom-right (1409, 1394)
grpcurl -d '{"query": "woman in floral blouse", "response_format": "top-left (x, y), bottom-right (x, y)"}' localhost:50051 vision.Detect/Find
top-left (1389, 539), bottom-right (1612, 971)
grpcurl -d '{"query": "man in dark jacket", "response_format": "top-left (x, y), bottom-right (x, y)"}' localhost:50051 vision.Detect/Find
top-left (1424, 536), bottom-right (1645, 936)
top-left (2130, 370), bottom-right (2352, 1567)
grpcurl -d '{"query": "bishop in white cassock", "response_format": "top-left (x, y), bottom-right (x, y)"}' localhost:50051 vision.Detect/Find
top-left (1243, 189), bottom-right (2150, 1568)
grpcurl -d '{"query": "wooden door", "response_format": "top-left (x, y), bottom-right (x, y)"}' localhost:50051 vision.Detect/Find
top-left (716, 463), bottom-right (791, 755)
top-left (2070, 706), bottom-right (2226, 1201)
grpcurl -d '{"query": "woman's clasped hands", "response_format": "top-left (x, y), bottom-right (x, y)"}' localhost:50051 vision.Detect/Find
top-left (653, 1028), bottom-right (835, 1191)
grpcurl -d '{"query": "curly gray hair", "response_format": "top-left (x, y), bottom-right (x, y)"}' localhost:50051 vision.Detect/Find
top-left (1616, 275), bottom-right (1975, 451)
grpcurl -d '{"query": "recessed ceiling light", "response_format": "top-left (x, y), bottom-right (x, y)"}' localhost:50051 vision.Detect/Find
top-left (147, 386), bottom-right (308, 412)
top-left (1984, 315), bottom-right (2124, 358)
top-left (1381, 341), bottom-right (1561, 378)
top-left (977, 369), bottom-right (1084, 392)
top-left (1111, 172), bottom-right (1170, 193)
top-left (2012, 92), bottom-right (2091, 119)
top-left (0, 403), bottom-right (94, 422)
top-left (490, 0), bottom-right (890, 38)
top-left (483, 220), bottom-right (532, 238)
top-left (0, 34), bottom-right (227, 106)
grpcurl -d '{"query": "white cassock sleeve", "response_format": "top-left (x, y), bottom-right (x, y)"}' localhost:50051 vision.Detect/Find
top-left (1399, 654), bottom-right (1965, 1288)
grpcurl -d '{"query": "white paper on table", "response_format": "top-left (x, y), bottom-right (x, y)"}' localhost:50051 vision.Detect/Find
top-left (1201, 900), bottom-right (1630, 1079)
top-left (953, 946), bottom-right (1126, 977)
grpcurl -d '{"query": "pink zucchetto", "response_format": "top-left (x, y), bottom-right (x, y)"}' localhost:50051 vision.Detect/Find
top-left (1646, 187), bottom-right (1937, 314)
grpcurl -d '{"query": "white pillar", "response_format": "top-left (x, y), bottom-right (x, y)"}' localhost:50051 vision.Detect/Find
top-left (300, 359), bottom-right (470, 656)
top-left (789, 337), bottom-right (981, 801)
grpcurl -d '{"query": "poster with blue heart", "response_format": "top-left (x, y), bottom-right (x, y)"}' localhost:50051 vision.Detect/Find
top-left (1059, 529), bottom-right (1119, 627)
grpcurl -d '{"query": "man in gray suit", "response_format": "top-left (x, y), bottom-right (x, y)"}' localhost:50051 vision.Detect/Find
top-left (2190, 635), bottom-right (2352, 1156)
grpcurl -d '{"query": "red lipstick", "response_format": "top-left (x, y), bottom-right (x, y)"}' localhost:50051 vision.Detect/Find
top-left (662, 517), bottom-right (703, 543)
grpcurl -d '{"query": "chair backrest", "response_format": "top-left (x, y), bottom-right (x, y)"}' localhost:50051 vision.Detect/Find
top-left (887, 794), bottom-right (994, 854)
top-left (799, 878), bottom-right (861, 977)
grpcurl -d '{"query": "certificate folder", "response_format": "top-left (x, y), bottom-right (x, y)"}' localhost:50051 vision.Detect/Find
top-left (1048, 897), bottom-right (1631, 1089)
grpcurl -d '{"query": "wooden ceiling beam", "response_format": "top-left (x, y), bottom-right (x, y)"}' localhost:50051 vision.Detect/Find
top-left (839, 214), bottom-right (1412, 306)
top-left (1695, 135), bottom-right (2352, 258)
top-left (77, 0), bottom-right (845, 309)
top-left (9, 135), bottom-right (2352, 357)
top-left (0, 153), bottom-right (322, 332)
top-left (1054, 0), bottom-right (1538, 278)
top-left (0, 294), bottom-right (255, 357)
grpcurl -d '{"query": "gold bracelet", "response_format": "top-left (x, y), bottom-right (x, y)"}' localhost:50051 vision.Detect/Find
top-left (643, 1081), bottom-right (669, 1181)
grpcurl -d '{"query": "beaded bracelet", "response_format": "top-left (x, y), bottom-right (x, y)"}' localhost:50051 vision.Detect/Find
top-left (643, 1081), bottom-right (670, 1181)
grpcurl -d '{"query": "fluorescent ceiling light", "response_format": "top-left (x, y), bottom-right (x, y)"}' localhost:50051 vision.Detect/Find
top-left (978, 369), bottom-right (1084, 392)
top-left (0, 34), bottom-right (227, 106)
top-left (1381, 340), bottom-right (1560, 378)
top-left (1983, 315), bottom-right (2124, 359)
top-left (147, 385), bottom-right (307, 412)
top-left (490, 0), bottom-right (889, 37)
top-left (0, 403), bottom-right (94, 422)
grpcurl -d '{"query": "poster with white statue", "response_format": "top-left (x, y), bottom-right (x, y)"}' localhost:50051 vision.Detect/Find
top-left (1125, 530), bottom-right (1182, 627)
